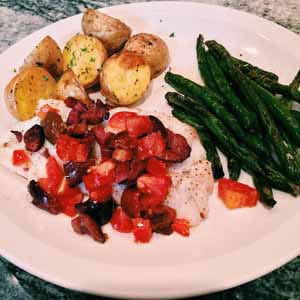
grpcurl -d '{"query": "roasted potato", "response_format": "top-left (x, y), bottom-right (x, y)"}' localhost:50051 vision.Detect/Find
top-left (124, 33), bottom-right (169, 78)
top-left (63, 34), bottom-right (107, 88)
top-left (20, 36), bottom-right (64, 78)
top-left (100, 51), bottom-right (151, 106)
top-left (4, 67), bottom-right (56, 121)
top-left (54, 69), bottom-right (91, 105)
top-left (82, 9), bottom-right (131, 55)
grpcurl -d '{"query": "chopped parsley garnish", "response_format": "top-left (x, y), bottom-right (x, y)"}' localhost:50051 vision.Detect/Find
top-left (90, 57), bottom-right (96, 62)
top-left (13, 68), bottom-right (16, 73)
top-left (169, 32), bottom-right (175, 38)
top-left (81, 47), bottom-right (88, 52)
top-left (43, 75), bottom-right (49, 81)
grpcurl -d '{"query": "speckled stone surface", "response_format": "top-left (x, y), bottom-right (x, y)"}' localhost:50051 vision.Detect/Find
top-left (0, 0), bottom-right (300, 299)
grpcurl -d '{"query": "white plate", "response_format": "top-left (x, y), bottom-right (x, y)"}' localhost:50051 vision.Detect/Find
top-left (1, 2), bottom-right (300, 299)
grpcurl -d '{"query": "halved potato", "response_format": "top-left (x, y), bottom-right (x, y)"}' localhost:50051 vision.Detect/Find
top-left (100, 50), bottom-right (151, 106)
top-left (124, 33), bottom-right (169, 78)
top-left (20, 36), bottom-right (64, 78)
top-left (4, 67), bottom-right (56, 120)
top-left (63, 34), bottom-right (107, 88)
top-left (82, 9), bottom-right (131, 55)
top-left (54, 69), bottom-right (91, 105)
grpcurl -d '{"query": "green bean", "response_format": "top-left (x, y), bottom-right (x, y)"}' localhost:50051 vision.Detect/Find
top-left (196, 34), bottom-right (219, 91)
top-left (205, 50), bottom-right (256, 129)
top-left (253, 176), bottom-right (276, 208)
top-left (228, 156), bottom-right (242, 181)
top-left (172, 109), bottom-right (224, 179)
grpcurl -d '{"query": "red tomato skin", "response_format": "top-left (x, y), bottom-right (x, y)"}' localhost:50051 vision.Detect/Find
top-left (218, 178), bottom-right (259, 209)
top-left (108, 112), bottom-right (138, 133)
top-left (46, 156), bottom-right (64, 195)
top-left (92, 124), bottom-right (112, 145)
top-left (56, 134), bottom-right (89, 162)
top-left (83, 172), bottom-right (101, 192)
top-left (132, 218), bottom-right (152, 243)
top-left (89, 160), bottom-right (116, 186)
top-left (112, 148), bottom-right (133, 162)
top-left (126, 115), bottom-right (152, 137)
top-left (111, 207), bottom-right (133, 233)
top-left (121, 188), bottom-right (142, 218)
top-left (137, 132), bottom-right (166, 160)
top-left (90, 185), bottom-right (113, 202)
top-left (114, 162), bottom-right (129, 183)
top-left (12, 150), bottom-right (30, 166)
top-left (146, 157), bottom-right (167, 176)
top-left (57, 185), bottom-right (83, 217)
top-left (172, 218), bottom-right (190, 237)
top-left (137, 174), bottom-right (172, 200)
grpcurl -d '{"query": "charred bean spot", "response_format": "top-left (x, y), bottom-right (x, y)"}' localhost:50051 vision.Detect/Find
top-left (24, 125), bottom-right (45, 152)
top-left (28, 180), bottom-right (61, 214)
top-left (71, 213), bottom-right (106, 243)
top-left (10, 130), bottom-right (22, 142)
top-left (41, 111), bottom-right (65, 144)
top-left (63, 161), bottom-right (91, 187)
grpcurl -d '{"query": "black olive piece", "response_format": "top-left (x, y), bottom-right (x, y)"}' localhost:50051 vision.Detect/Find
top-left (24, 124), bottom-right (45, 152)
top-left (63, 161), bottom-right (91, 187)
top-left (75, 198), bottom-right (116, 226)
top-left (28, 180), bottom-right (61, 215)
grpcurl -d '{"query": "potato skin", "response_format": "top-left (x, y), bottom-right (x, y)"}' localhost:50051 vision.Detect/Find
top-left (63, 34), bottom-right (107, 88)
top-left (54, 69), bottom-right (91, 106)
top-left (100, 51), bottom-right (151, 106)
top-left (20, 36), bottom-right (64, 78)
top-left (4, 67), bottom-right (56, 121)
top-left (124, 33), bottom-right (169, 78)
top-left (82, 9), bottom-right (131, 55)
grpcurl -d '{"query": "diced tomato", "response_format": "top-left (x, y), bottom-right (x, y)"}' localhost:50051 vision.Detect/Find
top-left (83, 171), bottom-right (101, 192)
top-left (137, 132), bottom-right (166, 160)
top-left (218, 178), bottom-right (259, 209)
top-left (172, 218), bottom-right (190, 237)
top-left (12, 149), bottom-right (30, 166)
top-left (90, 185), bottom-right (113, 202)
top-left (38, 177), bottom-right (51, 194)
top-left (121, 188), bottom-right (142, 218)
top-left (107, 112), bottom-right (137, 133)
top-left (101, 146), bottom-right (113, 160)
top-left (56, 134), bottom-right (89, 162)
top-left (146, 157), bottom-right (167, 176)
top-left (92, 160), bottom-right (116, 185)
top-left (114, 162), bottom-right (129, 183)
top-left (137, 174), bottom-right (172, 201)
top-left (109, 132), bottom-right (138, 150)
top-left (57, 185), bottom-right (83, 217)
top-left (132, 218), bottom-right (152, 243)
top-left (111, 207), bottom-right (133, 233)
top-left (127, 159), bottom-right (147, 182)
top-left (46, 156), bottom-right (64, 195)
top-left (112, 148), bottom-right (133, 162)
top-left (92, 124), bottom-right (112, 145)
top-left (126, 115), bottom-right (152, 137)
top-left (37, 104), bottom-right (59, 120)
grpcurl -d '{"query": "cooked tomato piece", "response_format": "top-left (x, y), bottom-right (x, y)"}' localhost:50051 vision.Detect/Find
top-left (92, 160), bottom-right (116, 185)
top-left (109, 132), bottom-right (138, 150)
top-left (46, 156), bottom-right (64, 195)
top-left (83, 172), bottom-right (101, 192)
top-left (218, 178), bottom-right (259, 209)
top-left (56, 134), bottom-right (89, 162)
top-left (101, 146), bottom-right (113, 160)
top-left (12, 149), bottom-right (30, 166)
top-left (108, 112), bottom-right (137, 133)
top-left (90, 185), bottom-right (113, 202)
top-left (111, 207), bottom-right (133, 233)
top-left (137, 174), bottom-right (172, 201)
top-left (132, 218), bottom-right (152, 243)
top-left (112, 148), bottom-right (133, 162)
top-left (92, 124), bottom-right (112, 145)
top-left (114, 161), bottom-right (129, 183)
top-left (146, 157), bottom-right (167, 176)
top-left (137, 132), bottom-right (166, 160)
top-left (57, 185), bottom-right (83, 217)
top-left (172, 218), bottom-right (190, 237)
top-left (121, 188), bottom-right (142, 218)
top-left (37, 104), bottom-right (59, 120)
top-left (126, 115), bottom-right (152, 137)
top-left (140, 194), bottom-right (164, 210)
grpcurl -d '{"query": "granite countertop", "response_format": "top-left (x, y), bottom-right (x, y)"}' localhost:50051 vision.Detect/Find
top-left (0, 0), bottom-right (300, 299)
